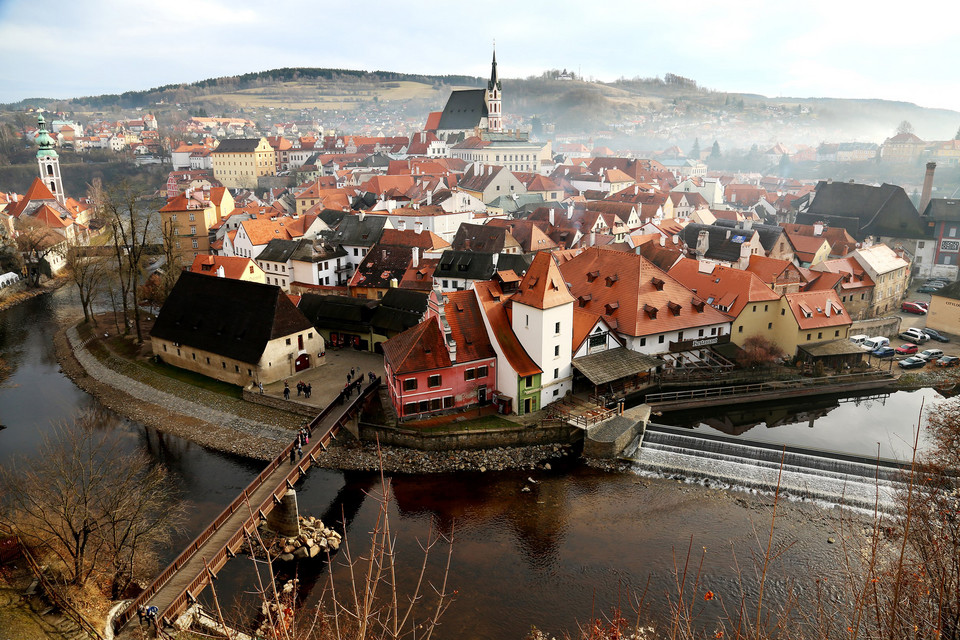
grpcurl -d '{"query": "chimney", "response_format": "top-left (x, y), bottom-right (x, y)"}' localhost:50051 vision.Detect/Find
top-left (412, 247), bottom-right (420, 268)
top-left (919, 161), bottom-right (936, 215)
top-left (426, 191), bottom-right (432, 206)
top-left (390, 278), bottom-right (398, 288)
top-left (696, 229), bottom-right (710, 257)
top-left (566, 203), bottom-right (574, 219)
top-left (216, 265), bottom-right (225, 278)
top-left (492, 253), bottom-right (500, 269)
top-left (549, 208), bottom-right (555, 226)
top-left (659, 235), bottom-right (665, 247)
top-left (813, 222), bottom-right (824, 236)
top-left (358, 210), bottom-right (365, 221)
top-left (398, 218), bottom-right (407, 231)
top-left (414, 220), bottom-right (423, 234)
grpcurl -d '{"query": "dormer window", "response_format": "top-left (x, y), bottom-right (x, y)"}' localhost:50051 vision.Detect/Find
top-left (643, 303), bottom-right (658, 319)
top-left (605, 302), bottom-right (620, 315)
top-left (578, 294), bottom-right (591, 307)
top-left (605, 274), bottom-right (619, 287)
top-left (667, 301), bottom-right (682, 316)
top-left (587, 270), bottom-right (599, 283)
top-left (651, 277), bottom-right (664, 291)
top-left (692, 300), bottom-right (706, 312)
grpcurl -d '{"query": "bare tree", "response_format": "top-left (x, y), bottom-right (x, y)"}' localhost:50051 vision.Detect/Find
top-left (0, 409), bottom-right (183, 595)
top-left (897, 120), bottom-right (915, 136)
top-left (62, 239), bottom-right (109, 324)
top-left (14, 216), bottom-right (64, 286)
top-left (101, 181), bottom-right (156, 342)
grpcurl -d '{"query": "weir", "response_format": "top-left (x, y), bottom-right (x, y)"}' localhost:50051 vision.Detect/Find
top-left (627, 425), bottom-right (910, 510)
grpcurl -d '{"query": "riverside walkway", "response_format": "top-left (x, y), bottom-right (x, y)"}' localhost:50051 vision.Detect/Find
top-left (113, 377), bottom-right (382, 633)
top-left (644, 371), bottom-right (896, 411)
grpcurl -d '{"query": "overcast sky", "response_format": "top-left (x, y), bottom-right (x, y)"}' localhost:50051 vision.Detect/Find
top-left (1, 0), bottom-right (957, 111)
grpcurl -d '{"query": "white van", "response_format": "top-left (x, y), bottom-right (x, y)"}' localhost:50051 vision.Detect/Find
top-left (861, 336), bottom-right (890, 351)
top-left (849, 334), bottom-right (868, 346)
top-left (919, 348), bottom-right (944, 361)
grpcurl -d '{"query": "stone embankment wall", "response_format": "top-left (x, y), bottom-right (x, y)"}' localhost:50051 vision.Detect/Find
top-left (851, 316), bottom-right (902, 338)
top-left (359, 422), bottom-right (581, 451)
top-left (242, 387), bottom-right (317, 417)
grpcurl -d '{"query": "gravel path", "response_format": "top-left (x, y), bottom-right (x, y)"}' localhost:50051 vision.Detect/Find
top-left (59, 324), bottom-right (303, 460)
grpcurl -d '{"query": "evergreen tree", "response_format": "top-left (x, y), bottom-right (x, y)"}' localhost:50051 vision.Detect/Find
top-left (690, 138), bottom-right (700, 159)
top-left (955, 126), bottom-right (960, 141)
top-left (710, 140), bottom-right (721, 160)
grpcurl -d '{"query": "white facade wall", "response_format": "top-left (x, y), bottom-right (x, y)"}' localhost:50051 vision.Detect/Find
top-left (471, 289), bottom-right (522, 405)
top-left (620, 322), bottom-right (731, 355)
top-left (258, 259), bottom-right (291, 291)
top-left (511, 300), bottom-right (573, 408)
top-left (171, 150), bottom-right (193, 169)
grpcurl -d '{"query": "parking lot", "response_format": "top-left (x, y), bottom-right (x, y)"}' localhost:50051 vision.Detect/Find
top-left (884, 279), bottom-right (960, 362)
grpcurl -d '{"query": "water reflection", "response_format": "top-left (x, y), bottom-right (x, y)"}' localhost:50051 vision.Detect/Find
top-left (658, 389), bottom-right (938, 461)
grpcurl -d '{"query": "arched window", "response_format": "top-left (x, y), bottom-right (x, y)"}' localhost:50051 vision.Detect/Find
top-left (46, 165), bottom-right (53, 176)
top-left (49, 181), bottom-right (56, 192)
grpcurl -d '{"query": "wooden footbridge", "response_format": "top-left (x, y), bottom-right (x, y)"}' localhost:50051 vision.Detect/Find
top-left (113, 377), bottom-right (382, 633)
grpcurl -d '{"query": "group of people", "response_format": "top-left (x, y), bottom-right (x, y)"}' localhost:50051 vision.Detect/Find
top-left (296, 380), bottom-right (312, 398)
top-left (289, 426), bottom-right (310, 464)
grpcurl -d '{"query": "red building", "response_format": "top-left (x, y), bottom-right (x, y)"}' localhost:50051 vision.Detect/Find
top-left (382, 290), bottom-right (497, 420)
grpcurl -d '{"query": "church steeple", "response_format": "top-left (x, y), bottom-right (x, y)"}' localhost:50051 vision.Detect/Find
top-left (35, 114), bottom-right (65, 205)
top-left (486, 45), bottom-right (503, 133)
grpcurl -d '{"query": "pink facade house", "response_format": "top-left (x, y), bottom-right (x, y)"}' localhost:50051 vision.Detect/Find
top-left (382, 290), bottom-right (497, 420)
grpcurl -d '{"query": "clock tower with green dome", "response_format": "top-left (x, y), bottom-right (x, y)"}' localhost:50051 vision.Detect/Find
top-left (35, 114), bottom-right (65, 205)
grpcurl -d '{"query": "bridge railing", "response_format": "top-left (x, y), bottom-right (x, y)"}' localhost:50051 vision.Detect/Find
top-left (114, 377), bottom-right (381, 631)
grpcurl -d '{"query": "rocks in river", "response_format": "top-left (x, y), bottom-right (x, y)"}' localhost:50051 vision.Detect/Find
top-left (267, 515), bottom-right (342, 562)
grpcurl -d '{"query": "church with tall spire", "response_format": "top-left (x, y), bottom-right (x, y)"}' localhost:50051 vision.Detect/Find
top-left (434, 47), bottom-right (505, 137)
top-left (35, 114), bottom-right (65, 205)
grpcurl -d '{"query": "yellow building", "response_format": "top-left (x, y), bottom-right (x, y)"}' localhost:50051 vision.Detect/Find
top-left (160, 187), bottom-right (234, 265)
top-left (773, 290), bottom-right (852, 357)
top-left (926, 283), bottom-right (960, 335)
top-left (211, 138), bottom-right (276, 189)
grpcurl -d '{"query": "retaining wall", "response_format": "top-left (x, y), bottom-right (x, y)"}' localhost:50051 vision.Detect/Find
top-left (851, 316), bottom-right (902, 338)
top-left (358, 422), bottom-right (582, 451)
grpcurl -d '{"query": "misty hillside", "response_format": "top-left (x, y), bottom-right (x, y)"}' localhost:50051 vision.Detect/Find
top-left (6, 67), bottom-right (959, 148)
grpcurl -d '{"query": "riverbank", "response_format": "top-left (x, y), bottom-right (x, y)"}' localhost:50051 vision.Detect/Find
top-left (55, 318), bottom-right (582, 472)
top-left (0, 276), bottom-right (69, 314)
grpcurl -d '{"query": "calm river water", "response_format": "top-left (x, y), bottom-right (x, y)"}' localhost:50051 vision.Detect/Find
top-left (0, 288), bottom-right (939, 639)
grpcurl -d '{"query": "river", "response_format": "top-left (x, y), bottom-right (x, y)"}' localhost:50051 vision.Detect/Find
top-left (0, 287), bottom-right (936, 639)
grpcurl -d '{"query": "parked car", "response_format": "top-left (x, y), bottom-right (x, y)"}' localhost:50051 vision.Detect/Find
top-left (898, 356), bottom-right (927, 369)
top-left (918, 285), bottom-right (942, 293)
top-left (901, 302), bottom-right (927, 314)
top-left (849, 334), bottom-right (869, 346)
top-left (921, 327), bottom-right (950, 342)
top-left (900, 328), bottom-right (930, 344)
top-left (871, 346), bottom-right (897, 359)
top-left (895, 343), bottom-right (919, 355)
top-left (911, 301), bottom-right (929, 311)
top-left (918, 348), bottom-right (945, 361)
top-left (936, 355), bottom-right (960, 367)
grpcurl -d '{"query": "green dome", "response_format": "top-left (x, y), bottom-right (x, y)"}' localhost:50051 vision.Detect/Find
top-left (35, 114), bottom-right (58, 159)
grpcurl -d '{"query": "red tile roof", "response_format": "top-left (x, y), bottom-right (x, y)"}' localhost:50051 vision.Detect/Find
top-left (558, 247), bottom-right (729, 337)
top-left (189, 255), bottom-right (260, 280)
top-left (784, 290), bottom-right (851, 331)
top-left (668, 258), bottom-right (779, 317)
top-left (511, 251), bottom-right (575, 310)
top-left (382, 317), bottom-right (451, 374)
top-left (444, 290), bottom-right (497, 363)
top-left (473, 281), bottom-right (541, 376)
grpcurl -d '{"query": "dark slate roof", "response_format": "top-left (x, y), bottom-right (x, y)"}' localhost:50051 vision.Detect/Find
top-left (800, 181), bottom-right (926, 240)
top-left (372, 289), bottom-right (429, 334)
top-left (150, 271), bottom-right (312, 365)
top-left (330, 214), bottom-right (387, 247)
top-left (713, 220), bottom-right (784, 252)
top-left (290, 238), bottom-right (347, 263)
top-left (317, 208), bottom-right (348, 227)
top-left (256, 238), bottom-right (299, 263)
top-left (451, 223), bottom-right (509, 253)
top-left (922, 198), bottom-right (960, 222)
top-left (298, 294), bottom-right (377, 332)
top-left (437, 89), bottom-right (488, 131)
top-left (353, 246), bottom-right (413, 289)
top-left (435, 250), bottom-right (531, 281)
top-left (679, 223), bottom-right (751, 263)
top-left (213, 138), bottom-right (263, 153)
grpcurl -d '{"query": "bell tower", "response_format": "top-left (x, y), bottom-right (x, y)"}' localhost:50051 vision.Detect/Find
top-left (35, 114), bottom-right (65, 205)
top-left (486, 46), bottom-right (503, 133)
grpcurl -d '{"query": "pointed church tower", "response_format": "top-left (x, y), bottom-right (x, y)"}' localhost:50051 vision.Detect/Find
top-left (35, 114), bottom-right (65, 205)
top-left (486, 47), bottom-right (503, 133)
top-left (511, 251), bottom-right (575, 408)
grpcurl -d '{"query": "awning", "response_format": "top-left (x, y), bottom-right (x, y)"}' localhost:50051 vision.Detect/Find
top-left (572, 348), bottom-right (662, 385)
top-left (798, 340), bottom-right (865, 357)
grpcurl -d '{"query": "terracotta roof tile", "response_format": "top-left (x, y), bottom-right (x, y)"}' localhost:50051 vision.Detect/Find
top-left (473, 281), bottom-right (541, 376)
top-left (511, 251), bottom-right (575, 310)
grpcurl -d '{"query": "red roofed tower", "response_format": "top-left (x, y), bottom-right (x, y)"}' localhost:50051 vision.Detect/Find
top-left (511, 251), bottom-right (575, 410)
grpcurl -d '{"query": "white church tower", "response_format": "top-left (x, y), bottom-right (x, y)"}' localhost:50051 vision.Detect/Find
top-left (35, 114), bottom-right (65, 205)
top-left (511, 251), bottom-right (575, 409)
top-left (486, 47), bottom-right (503, 133)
